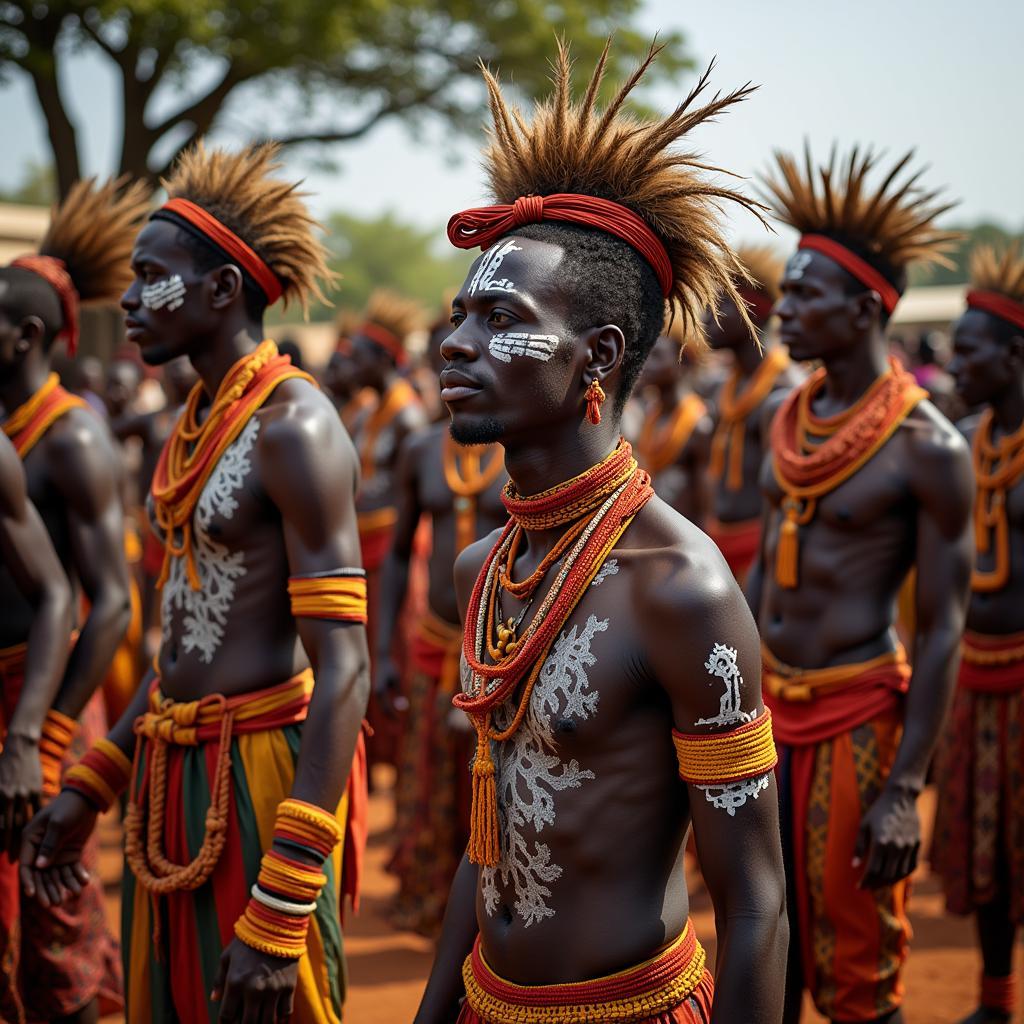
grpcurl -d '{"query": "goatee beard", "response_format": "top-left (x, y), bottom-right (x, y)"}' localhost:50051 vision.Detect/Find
top-left (449, 416), bottom-right (504, 446)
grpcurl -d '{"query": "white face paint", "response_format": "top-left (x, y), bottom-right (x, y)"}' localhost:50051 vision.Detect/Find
top-left (141, 274), bottom-right (186, 312)
top-left (469, 239), bottom-right (522, 296)
top-left (696, 643), bottom-right (754, 729)
top-left (785, 251), bottom-right (813, 281)
top-left (489, 333), bottom-right (561, 364)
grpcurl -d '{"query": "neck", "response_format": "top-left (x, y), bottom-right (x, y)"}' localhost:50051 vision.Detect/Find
top-left (990, 379), bottom-right (1024, 437)
top-left (189, 324), bottom-right (264, 400)
top-left (733, 330), bottom-right (768, 377)
top-left (0, 349), bottom-right (52, 415)
top-left (818, 332), bottom-right (890, 408)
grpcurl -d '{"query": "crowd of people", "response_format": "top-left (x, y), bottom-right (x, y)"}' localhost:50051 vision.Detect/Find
top-left (0, 36), bottom-right (1021, 1024)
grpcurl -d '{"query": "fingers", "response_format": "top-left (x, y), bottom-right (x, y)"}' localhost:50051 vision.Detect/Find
top-left (18, 818), bottom-right (43, 899)
top-left (278, 984), bottom-right (295, 1022)
top-left (217, 977), bottom-right (240, 1023)
top-left (851, 820), bottom-right (869, 869)
top-left (212, 948), bottom-right (230, 1004)
top-left (59, 864), bottom-right (83, 898)
top-left (40, 868), bottom-right (63, 907)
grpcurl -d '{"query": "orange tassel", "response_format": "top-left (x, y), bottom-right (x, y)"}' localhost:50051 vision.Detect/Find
top-left (584, 379), bottom-right (606, 426)
top-left (775, 504), bottom-right (800, 589)
top-left (468, 723), bottom-right (501, 867)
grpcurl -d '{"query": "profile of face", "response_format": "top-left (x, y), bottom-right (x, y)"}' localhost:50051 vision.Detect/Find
top-left (703, 292), bottom-right (751, 351)
top-left (323, 350), bottom-right (359, 404)
top-left (121, 218), bottom-right (244, 366)
top-left (105, 359), bottom-right (141, 416)
top-left (440, 236), bottom-right (593, 446)
top-left (948, 309), bottom-right (1022, 408)
top-left (775, 249), bottom-right (878, 362)
top-left (0, 274), bottom-right (48, 380)
top-left (638, 333), bottom-right (681, 391)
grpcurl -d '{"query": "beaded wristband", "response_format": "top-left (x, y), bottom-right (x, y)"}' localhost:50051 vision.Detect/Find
top-left (672, 709), bottom-right (778, 785)
top-left (288, 571), bottom-right (368, 624)
top-left (63, 737), bottom-right (133, 812)
top-left (39, 710), bottom-right (78, 798)
top-left (251, 883), bottom-right (318, 916)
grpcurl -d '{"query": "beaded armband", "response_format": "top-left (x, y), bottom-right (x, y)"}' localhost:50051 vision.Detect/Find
top-left (234, 798), bottom-right (343, 959)
top-left (39, 709), bottom-right (78, 799)
top-left (672, 710), bottom-right (778, 816)
top-left (288, 570), bottom-right (367, 624)
top-left (63, 738), bottom-right (133, 812)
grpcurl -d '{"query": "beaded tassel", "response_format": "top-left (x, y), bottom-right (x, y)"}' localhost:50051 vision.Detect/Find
top-left (584, 379), bottom-right (606, 425)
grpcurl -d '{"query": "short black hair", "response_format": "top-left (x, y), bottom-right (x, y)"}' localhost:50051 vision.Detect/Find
top-left (0, 266), bottom-right (64, 348)
top-left (173, 226), bottom-right (268, 323)
top-left (509, 222), bottom-right (665, 416)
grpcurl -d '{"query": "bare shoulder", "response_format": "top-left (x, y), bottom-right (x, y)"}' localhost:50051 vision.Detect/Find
top-left (44, 406), bottom-right (119, 493)
top-left (0, 434), bottom-right (25, 514)
top-left (259, 378), bottom-right (354, 456)
top-left (955, 410), bottom-right (984, 444)
top-left (902, 398), bottom-right (971, 471)
top-left (453, 526), bottom-right (504, 619)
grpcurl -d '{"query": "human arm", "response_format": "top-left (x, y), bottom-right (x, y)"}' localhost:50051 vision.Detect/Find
top-left (212, 387), bottom-right (370, 1021)
top-left (374, 430), bottom-right (427, 713)
top-left (855, 416), bottom-right (973, 888)
top-left (0, 435), bottom-right (73, 853)
top-left (642, 541), bottom-right (787, 1024)
top-left (46, 412), bottom-right (132, 719)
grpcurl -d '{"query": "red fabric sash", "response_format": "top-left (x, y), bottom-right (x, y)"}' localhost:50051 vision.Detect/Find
top-left (9, 255), bottom-right (81, 355)
top-left (959, 632), bottom-right (1024, 694)
top-left (967, 290), bottom-right (1024, 332)
top-left (798, 235), bottom-right (900, 314)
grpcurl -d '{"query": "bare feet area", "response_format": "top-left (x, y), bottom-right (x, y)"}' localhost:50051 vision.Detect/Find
top-left (97, 780), bottom-right (994, 1023)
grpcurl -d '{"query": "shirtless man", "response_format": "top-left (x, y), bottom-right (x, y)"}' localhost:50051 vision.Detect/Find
top-left (935, 244), bottom-right (1024, 1024)
top-left (415, 44), bottom-right (787, 1024)
top-left (750, 146), bottom-right (974, 1024)
top-left (21, 143), bottom-right (369, 1024)
top-left (376, 321), bottom-right (507, 935)
top-left (0, 176), bottom-right (147, 1022)
top-left (704, 246), bottom-right (801, 580)
top-left (635, 326), bottom-right (713, 527)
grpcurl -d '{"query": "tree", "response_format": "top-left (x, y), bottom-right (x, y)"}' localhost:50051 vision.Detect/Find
top-left (0, 1), bottom-right (690, 200)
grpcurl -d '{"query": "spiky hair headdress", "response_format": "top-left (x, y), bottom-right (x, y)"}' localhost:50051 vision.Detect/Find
top-left (760, 144), bottom-right (959, 311)
top-left (447, 40), bottom-right (768, 344)
top-left (358, 289), bottom-right (425, 365)
top-left (966, 242), bottom-right (1024, 332)
top-left (156, 142), bottom-right (334, 315)
top-left (6, 176), bottom-right (151, 354)
top-left (735, 245), bottom-right (783, 304)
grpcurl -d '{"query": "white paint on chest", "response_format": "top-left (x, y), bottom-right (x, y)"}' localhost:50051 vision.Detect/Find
top-left (469, 240), bottom-right (521, 295)
top-left (590, 559), bottom-right (618, 587)
top-left (489, 333), bottom-right (561, 364)
top-left (141, 274), bottom-right (186, 312)
top-left (482, 614), bottom-right (607, 927)
top-left (160, 417), bottom-right (257, 663)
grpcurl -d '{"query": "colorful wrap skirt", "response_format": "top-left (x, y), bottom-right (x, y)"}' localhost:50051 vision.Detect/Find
top-left (457, 922), bottom-right (713, 1024)
top-left (123, 671), bottom-right (366, 1024)
top-left (0, 641), bottom-right (123, 1023)
top-left (765, 646), bottom-right (912, 1022)
top-left (934, 631), bottom-right (1024, 920)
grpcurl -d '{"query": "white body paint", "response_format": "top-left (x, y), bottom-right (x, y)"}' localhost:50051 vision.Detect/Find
top-left (590, 559), bottom-right (619, 587)
top-left (699, 774), bottom-right (771, 816)
top-left (141, 274), bottom-right (186, 312)
top-left (489, 333), bottom-right (561, 364)
top-left (482, 614), bottom-right (608, 927)
top-left (469, 239), bottom-right (521, 295)
top-left (786, 251), bottom-right (813, 280)
top-left (696, 643), bottom-right (753, 728)
top-left (160, 417), bottom-right (257, 663)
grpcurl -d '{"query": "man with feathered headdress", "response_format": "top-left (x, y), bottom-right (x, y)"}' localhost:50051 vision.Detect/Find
top-left (935, 243), bottom-right (1024, 1024)
top-left (704, 246), bottom-right (802, 581)
top-left (22, 143), bottom-right (370, 1024)
top-left (0, 176), bottom-right (150, 1020)
top-left (749, 146), bottom-right (974, 1024)
top-left (415, 42), bottom-right (787, 1024)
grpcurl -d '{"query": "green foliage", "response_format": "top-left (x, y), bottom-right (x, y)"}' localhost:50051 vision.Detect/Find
top-left (909, 221), bottom-right (1024, 286)
top-left (0, 159), bottom-right (55, 205)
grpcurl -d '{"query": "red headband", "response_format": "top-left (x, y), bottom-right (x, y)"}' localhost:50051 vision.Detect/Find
top-left (447, 193), bottom-right (673, 297)
top-left (737, 286), bottom-right (775, 323)
top-left (9, 255), bottom-right (81, 356)
top-left (967, 289), bottom-right (1024, 332)
top-left (358, 322), bottom-right (407, 366)
top-left (798, 234), bottom-right (901, 315)
top-left (157, 198), bottom-right (283, 305)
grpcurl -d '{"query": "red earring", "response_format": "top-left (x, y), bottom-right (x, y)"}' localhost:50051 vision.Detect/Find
top-left (584, 378), bottom-right (606, 425)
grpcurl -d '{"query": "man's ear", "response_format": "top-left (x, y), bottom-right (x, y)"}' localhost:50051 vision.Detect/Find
top-left (581, 323), bottom-right (626, 389)
top-left (850, 289), bottom-right (883, 331)
top-left (209, 265), bottom-right (245, 311)
top-left (16, 315), bottom-right (45, 353)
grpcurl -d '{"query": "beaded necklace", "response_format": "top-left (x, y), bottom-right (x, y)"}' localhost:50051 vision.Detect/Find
top-left (2, 372), bottom-right (87, 458)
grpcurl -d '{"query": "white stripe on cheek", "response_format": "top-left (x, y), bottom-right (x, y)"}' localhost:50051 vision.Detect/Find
top-left (489, 333), bottom-right (561, 363)
top-left (141, 274), bottom-right (186, 312)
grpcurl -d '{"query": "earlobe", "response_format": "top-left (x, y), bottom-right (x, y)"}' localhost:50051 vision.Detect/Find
top-left (584, 324), bottom-right (626, 380)
top-left (17, 316), bottom-right (44, 351)
top-left (210, 265), bottom-right (244, 310)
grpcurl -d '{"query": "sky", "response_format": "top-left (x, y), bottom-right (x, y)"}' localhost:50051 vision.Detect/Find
top-left (1, 0), bottom-right (1021, 253)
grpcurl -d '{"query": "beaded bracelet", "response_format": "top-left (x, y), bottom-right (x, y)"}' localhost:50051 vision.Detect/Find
top-left (39, 709), bottom-right (78, 798)
top-left (672, 709), bottom-right (778, 786)
top-left (63, 737), bottom-right (133, 812)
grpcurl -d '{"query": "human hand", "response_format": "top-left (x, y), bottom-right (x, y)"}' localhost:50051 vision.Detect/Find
top-left (0, 735), bottom-right (42, 858)
top-left (19, 789), bottom-right (97, 906)
top-left (853, 783), bottom-right (920, 889)
top-left (212, 937), bottom-right (300, 1022)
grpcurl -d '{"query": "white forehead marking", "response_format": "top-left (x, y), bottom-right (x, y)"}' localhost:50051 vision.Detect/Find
top-left (489, 333), bottom-right (560, 364)
top-left (469, 239), bottom-right (522, 296)
top-left (141, 274), bottom-right (186, 312)
top-left (785, 251), bottom-right (813, 281)
top-left (696, 642), bottom-right (754, 729)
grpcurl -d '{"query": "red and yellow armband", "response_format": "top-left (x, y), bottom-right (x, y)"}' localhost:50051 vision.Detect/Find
top-left (234, 798), bottom-right (344, 959)
top-left (63, 737), bottom-right (133, 812)
top-left (288, 570), bottom-right (367, 624)
top-left (672, 709), bottom-right (778, 786)
top-left (39, 709), bottom-right (78, 798)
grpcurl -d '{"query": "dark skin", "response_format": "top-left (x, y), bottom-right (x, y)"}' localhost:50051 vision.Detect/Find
top-left (104, 358), bottom-right (144, 510)
top-left (746, 250), bottom-right (973, 1024)
top-left (374, 420), bottom-right (508, 714)
top-left (0, 432), bottom-right (73, 860)
top-left (703, 295), bottom-right (802, 523)
top-left (414, 236), bottom-right (787, 1024)
top-left (636, 332), bottom-right (712, 527)
top-left (946, 308), bottom-right (1024, 1024)
top-left (19, 217), bottom-right (370, 1023)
